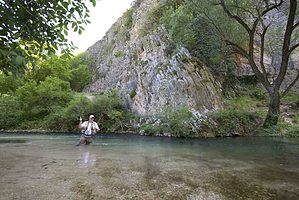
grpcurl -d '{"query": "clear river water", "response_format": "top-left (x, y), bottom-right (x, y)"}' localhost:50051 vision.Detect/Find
top-left (0, 133), bottom-right (298, 200)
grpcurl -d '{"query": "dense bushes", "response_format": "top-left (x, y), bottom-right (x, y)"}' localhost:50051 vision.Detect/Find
top-left (0, 89), bottom-right (133, 132)
top-left (140, 106), bottom-right (197, 137)
top-left (200, 96), bottom-right (263, 137)
top-left (138, 0), bottom-right (184, 37)
top-left (0, 96), bottom-right (21, 129)
top-left (0, 53), bottom-right (133, 133)
top-left (41, 91), bottom-right (133, 132)
top-left (0, 73), bottom-right (23, 95)
top-left (139, 0), bottom-right (246, 76)
top-left (16, 77), bottom-right (72, 120)
top-left (0, 59), bottom-right (132, 133)
top-left (32, 53), bottom-right (92, 91)
top-left (203, 110), bottom-right (262, 137)
top-left (6, 77), bottom-right (72, 129)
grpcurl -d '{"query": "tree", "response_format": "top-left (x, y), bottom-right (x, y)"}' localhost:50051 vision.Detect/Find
top-left (0, 0), bottom-right (96, 74)
top-left (33, 55), bottom-right (72, 83)
top-left (0, 73), bottom-right (23, 95)
top-left (16, 76), bottom-right (72, 120)
top-left (218, 0), bottom-right (299, 127)
top-left (69, 53), bottom-right (92, 91)
top-left (158, 0), bottom-right (246, 76)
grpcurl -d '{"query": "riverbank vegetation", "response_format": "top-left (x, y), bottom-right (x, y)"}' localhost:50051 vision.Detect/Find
top-left (0, 54), bottom-right (132, 133)
top-left (139, 0), bottom-right (299, 128)
top-left (1, 0), bottom-right (298, 137)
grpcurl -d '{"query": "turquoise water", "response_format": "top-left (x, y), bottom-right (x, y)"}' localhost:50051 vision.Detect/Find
top-left (0, 133), bottom-right (298, 200)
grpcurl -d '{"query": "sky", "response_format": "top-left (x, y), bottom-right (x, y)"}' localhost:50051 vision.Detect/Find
top-left (68, 0), bottom-right (135, 54)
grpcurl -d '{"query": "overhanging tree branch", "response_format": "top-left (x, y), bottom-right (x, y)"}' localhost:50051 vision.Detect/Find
top-left (224, 40), bottom-right (249, 58)
top-left (201, 11), bottom-right (225, 38)
top-left (221, 0), bottom-right (271, 88)
top-left (220, 0), bottom-right (252, 34)
top-left (219, 0), bottom-right (296, 126)
top-left (293, 21), bottom-right (299, 31)
top-left (229, 4), bottom-right (256, 18)
top-left (225, 39), bottom-right (269, 87)
top-left (289, 42), bottom-right (299, 55)
top-left (259, 24), bottom-right (270, 76)
top-left (262, 0), bottom-right (283, 16)
top-left (281, 70), bottom-right (299, 97)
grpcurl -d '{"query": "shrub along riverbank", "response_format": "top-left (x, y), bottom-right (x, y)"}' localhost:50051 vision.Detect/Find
top-left (0, 54), bottom-right (298, 137)
top-left (0, 54), bottom-right (133, 133)
top-left (1, 72), bottom-right (298, 137)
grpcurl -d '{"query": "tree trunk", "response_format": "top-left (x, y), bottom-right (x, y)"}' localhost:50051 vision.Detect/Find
top-left (263, 90), bottom-right (280, 127)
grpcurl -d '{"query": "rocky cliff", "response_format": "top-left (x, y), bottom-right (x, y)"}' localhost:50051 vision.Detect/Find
top-left (85, 0), bottom-right (223, 115)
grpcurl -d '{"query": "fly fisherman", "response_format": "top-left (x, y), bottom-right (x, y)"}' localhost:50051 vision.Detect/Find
top-left (77, 114), bottom-right (100, 146)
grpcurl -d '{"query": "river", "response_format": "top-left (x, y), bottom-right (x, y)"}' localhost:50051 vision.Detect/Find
top-left (0, 133), bottom-right (298, 200)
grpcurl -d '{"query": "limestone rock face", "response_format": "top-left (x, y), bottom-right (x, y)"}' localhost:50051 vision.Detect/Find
top-left (85, 0), bottom-right (223, 115)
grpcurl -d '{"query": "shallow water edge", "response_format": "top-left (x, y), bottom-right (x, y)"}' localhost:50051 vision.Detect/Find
top-left (0, 133), bottom-right (298, 200)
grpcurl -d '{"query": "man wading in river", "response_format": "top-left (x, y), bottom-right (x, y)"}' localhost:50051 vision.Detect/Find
top-left (77, 114), bottom-right (100, 146)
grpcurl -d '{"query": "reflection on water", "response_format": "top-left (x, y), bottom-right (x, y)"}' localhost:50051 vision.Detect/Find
top-left (77, 148), bottom-right (97, 169)
top-left (0, 139), bottom-right (27, 143)
top-left (0, 133), bottom-right (298, 200)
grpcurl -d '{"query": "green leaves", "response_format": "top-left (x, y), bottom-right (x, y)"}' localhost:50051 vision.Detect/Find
top-left (140, 106), bottom-right (194, 137)
top-left (0, 0), bottom-right (96, 74)
top-left (14, 56), bottom-right (26, 66)
top-left (0, 73), bottom-right (23, 95)
top-left (157, 0), bottom-right (235, 75)
top-left (91, 0), bottom-right (97, 7)
top-left (15, 77), bottom-right (72, 121)
top-left (33, 55), bottom-right (72, 83)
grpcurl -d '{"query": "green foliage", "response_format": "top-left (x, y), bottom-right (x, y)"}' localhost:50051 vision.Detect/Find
top-left (255, 117), bottom-right (299, 137)
top-left (222, 74), bottom-right (267, 100)
top-left (0, 0), bottom-right (96, 74)
top-left (281, 95), bottom-right (299, 107)
top-left (43, 94), bottom-right (91, 131)
top-left (123, 8), bottom-right (134, 29)
top-left (69, 53), bottom-right (92, 91)
top-left (15, 77), bottom-right (72, 122)
top-left (161, 106), bottom-right (193, 137)
top-left (0, 73), bottom-right (24, 95)
top-left (108, 110), bottom-right (131, 132)
top-left (88, 91), bottom-right (133, 132)
top-left (138, 0), bottom-right (185, 37)
top-left (0, 87), bottom-right (133, 132)
top-left (235, 75), bottom-right (267, 100)
top-left (208, 109), bottom-right (261, 137)
top-left (31, 54), bottom-right (92, 92)
top-left (114, 51), bottom-right (125, 58)
top-left (160, 5), bottom-right (196, 47)
top-left (130, 89), bottom-right (137, 98)
top-left (138, 0), bottom-right (244, 76)
top-left (0, 76), bottom-right (73, 130)
top-left (141, 124), bottom-right (164, 136)
top-left (69, 65), bottom-right (92, 92)
top-left (0, 40), bottom-right (127, 132)
top-left (0, 95), bottom-right (21, 129)
top-left (141, 106), bottom-right (194, 137)
top-left (184, 0), bottom-right (246, 73)
top-left (33, 55), bottom-right (72, 83)
top-left (224, 96), bottom-right (258, 111)
top-left (70, 53), bottom-right (92, 67)
top-left (285, 125), bottom-right (299, 137)
top-left (45, 91), bottom-right (134, 132)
